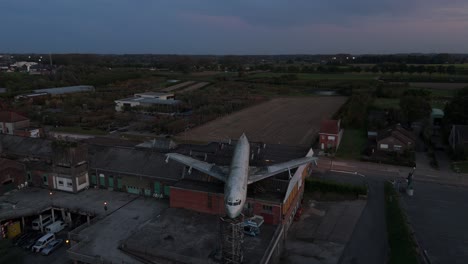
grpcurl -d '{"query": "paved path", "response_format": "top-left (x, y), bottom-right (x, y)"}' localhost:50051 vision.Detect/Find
top-left (314, 172), bottom-right (388, 264)
top-left (317, 157), bottom-right (468, 187)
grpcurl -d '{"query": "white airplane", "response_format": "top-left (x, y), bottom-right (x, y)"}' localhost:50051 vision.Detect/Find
top-left (165, 134), bottom-right (318, 219)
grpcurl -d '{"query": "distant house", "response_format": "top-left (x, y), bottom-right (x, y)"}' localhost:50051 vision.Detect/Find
top-left (115, 92), bottom-right (181, 112)
top-left (0, 111), bottom-right (30, 135)
top-left (377, 125), bottom-right (416, 153)
top-left (449, 125), bottom-right (468, 153)
top-left (431, 108), bottom-right (444, 135)
top-left (319, 119), bottom-right (343, 151)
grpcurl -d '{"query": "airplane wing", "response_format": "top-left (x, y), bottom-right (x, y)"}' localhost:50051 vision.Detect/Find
top-left (247, 156), bottom-right (317, 184)
top-left (165, 153), bottom-right (228, 182)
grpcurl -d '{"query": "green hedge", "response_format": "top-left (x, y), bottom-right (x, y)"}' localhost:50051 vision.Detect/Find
top-left (305, 178), bottom-right (367, 196)
top-left (384, 182), bottom-right (419, 264)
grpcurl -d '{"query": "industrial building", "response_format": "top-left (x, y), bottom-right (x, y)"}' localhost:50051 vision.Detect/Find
top-left (114, 92), bottom-right (181, 112)
top-left (32, 85), bottom-right (95, 95)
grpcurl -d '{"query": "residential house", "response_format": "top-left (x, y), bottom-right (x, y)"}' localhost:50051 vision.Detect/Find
top-left (319, 119), bottom-right (343, 151)
top-left (0, 111), bottom-right (30, 135)
top-left (449, 125), bottom-right (468, 153)
top-left (377, 125), bottom-right (416, 153)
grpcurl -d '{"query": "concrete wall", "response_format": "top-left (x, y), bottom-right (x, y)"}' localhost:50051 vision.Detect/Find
top-left (54, 176), bottom-right (74, 192)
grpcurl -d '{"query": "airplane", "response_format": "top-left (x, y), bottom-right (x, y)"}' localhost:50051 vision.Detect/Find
top-left (165, 134), bottom-right (318, 219)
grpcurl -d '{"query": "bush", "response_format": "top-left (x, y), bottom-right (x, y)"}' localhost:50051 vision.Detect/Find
top-left (384, 182), bottom-right (419, 264)
top-left (305, 178), bottom-right (367, 197)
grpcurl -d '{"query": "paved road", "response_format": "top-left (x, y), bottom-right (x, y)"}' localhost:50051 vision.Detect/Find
top-left (22, 232), bottom-right (70, 264)
top-left (401, 181), bottom-right (468, 264)
top-left (314, 172), bottom-right (388, 264)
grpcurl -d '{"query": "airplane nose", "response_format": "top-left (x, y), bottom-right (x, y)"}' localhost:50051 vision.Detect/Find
top-left (226, 206), bottom-right (241, 219)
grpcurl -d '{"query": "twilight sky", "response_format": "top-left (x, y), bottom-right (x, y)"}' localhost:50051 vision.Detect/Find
top-left (1, 0), bottom-right (468, 54)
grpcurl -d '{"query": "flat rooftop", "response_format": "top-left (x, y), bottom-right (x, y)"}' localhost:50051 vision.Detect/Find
top-left (115, 97), bottom-right (181, 105)
top-left (0, 187), bottom-right (136, 221)
top-left (33, 85), bottom-right (94, 95)
top-left (122, 208), bottom-right (277, 264)
top-left (135, 91), bottom-right (174, 97)
top-left (69, 197), bottom-right (166, 264)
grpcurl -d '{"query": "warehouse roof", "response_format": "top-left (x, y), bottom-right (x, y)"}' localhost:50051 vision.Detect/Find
top-left (0, 111), bottom-right (29, 123)
top-left (0, 134), bottom-right (52, 158)
top-left (88, 145), bottom-right (183, 181)
top-left (33, 85), bottom-right (94, 95)
top-left (115, 97), bottom-right (181, 105)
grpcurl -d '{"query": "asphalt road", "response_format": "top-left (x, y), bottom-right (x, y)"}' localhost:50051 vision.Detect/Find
top-left (401, 181), bottom-right (468, 264)
top-left (315, 171), bottom-right (388, 264)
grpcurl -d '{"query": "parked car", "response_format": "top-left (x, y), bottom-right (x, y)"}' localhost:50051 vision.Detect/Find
top-left (32, 214), bottom-right (53, 231)
top-left (41, 239), bottom-right (63, 256)
top-left (32, 233), bottom-right (55, 252)
top-left (22, 233), bottom-right (44, 250)
top-left (45, 221), bottom-right (67, 234)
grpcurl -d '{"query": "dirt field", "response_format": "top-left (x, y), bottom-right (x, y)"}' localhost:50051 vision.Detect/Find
top-left (177, 96), bottom-right (347, 147)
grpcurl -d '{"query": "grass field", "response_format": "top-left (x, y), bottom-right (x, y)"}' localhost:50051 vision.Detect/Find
top-left (52, 126), bottom-right (107, 135)
top-left (247, 72), bottom-right (379, 81)
top-left (452, 161), bottom-right (468, 173)
top-left (409, 82), bottom-right (468, 90)
top-left (373, 98), bottom-right (400, 109)
top-left (177, 96), bottom-right (347, 147)
top-left (336, 129), bottom-right (367, 160)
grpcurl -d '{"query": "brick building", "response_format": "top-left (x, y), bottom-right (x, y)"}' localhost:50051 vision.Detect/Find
top-left (319, 119), bottom-right (343, 151)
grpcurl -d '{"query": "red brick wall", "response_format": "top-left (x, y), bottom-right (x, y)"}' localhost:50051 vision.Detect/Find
top-left (319, 134), bottom-right (339, 149)
top-left (252, 202), bottom-right (281, 225)
top-left (170, 188), bottom-right (225, 215)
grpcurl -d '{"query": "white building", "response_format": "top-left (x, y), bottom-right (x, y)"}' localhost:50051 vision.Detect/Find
top-left (115, 92), bottom-right (180, 112)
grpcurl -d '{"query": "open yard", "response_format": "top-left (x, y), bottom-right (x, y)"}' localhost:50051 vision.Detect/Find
top-left (177, 96), bottom-right (347, 147)
top-left (336, 129), bottom-right (367, 160)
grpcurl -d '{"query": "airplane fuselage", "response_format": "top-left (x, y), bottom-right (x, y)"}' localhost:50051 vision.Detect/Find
top-left (224, 134), bottom-right (250, 218)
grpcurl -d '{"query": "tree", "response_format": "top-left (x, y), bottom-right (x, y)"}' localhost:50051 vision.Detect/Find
top-left (399, 96), bottom-right (432, 125)
top-left (443, 87), bottom-right (468, 129)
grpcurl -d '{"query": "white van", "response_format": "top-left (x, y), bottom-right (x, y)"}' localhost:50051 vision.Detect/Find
top-left (32, 214), bottom-right (53, 231)
top-left (45, 221), bottom-right (67, 234)
top-left (32, 233), bottom-right (55, 252)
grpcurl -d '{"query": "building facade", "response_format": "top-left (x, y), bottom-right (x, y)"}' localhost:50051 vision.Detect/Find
top-left (319, 119), bottom-right (343, 151)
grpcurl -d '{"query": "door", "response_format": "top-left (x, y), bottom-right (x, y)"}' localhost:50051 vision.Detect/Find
top-left (99, 174), bottom-right (105, 187)
top-left (117, 178), bottom-right (122, 190)
top-left (108, 176), bottom-right (114, 189)
top-left (164, 186), bottom-right (170, 197)
top-left (154, 182), bottom-right (161, 194)
top-left (91, 174), bottom-right (97, 185)
top-left (144, 189), bottom-right (151, 196)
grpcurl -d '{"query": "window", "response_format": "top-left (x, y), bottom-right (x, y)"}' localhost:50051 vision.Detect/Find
top-left (78, 174), bottom-right (87, 185)
top-left (262, 205), bottom-right (273, 212)
top-left (327, 136), bottom-right (335, 140)
top-left (394, 145), bottom-right (402, 150)
top-left (67, 181), bottom-right (73, 187)
top-left (43, 175), bottom-right (47, 183)
top-left (58, 180), bottom-right (64, 186)
top-left (380, 144), bottom-right (389, 149)
top-left (27, 172), bottom-right (32, 181)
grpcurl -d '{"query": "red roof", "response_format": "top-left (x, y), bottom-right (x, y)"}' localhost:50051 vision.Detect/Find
top-left (320, 119), bottom-right (340, 135)
top-left (0, 111), bottom-right (29, 123)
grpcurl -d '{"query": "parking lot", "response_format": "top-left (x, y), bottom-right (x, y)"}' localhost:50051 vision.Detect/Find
top-left (21, 232), bottom-right (69, 264)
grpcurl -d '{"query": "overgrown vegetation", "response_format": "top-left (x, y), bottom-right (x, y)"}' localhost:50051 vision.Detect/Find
top-left (0, 240), bottom-right (24, 264)
top-left (384, 182), bottom-right (420, 264)
top-left (305, 178), bottom-right (367, 197)
top-left (335, 129), bottom-right (367, 160)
